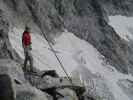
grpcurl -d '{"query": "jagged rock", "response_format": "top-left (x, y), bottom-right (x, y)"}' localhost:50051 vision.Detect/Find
top-left (24, 71), bottom-right (85, 100)
top-left (0, 9), bottom-right (11, 58)
top-left (0, 9), bottom-right (21, 63)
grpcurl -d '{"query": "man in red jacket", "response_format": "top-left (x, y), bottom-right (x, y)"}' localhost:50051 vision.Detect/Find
top-left (22, 26), bottom-right (33, 72)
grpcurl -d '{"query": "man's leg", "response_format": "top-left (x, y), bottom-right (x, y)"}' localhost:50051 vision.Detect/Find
top-left (28, 51), bottom-right (34, 72)
top-left (24, 52), bottom-right (28, 71)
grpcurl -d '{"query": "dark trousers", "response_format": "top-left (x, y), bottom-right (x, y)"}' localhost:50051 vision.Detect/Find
top-left (24, 50), bottom-right (33, 72)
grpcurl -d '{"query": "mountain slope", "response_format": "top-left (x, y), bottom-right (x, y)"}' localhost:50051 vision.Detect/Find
top-left (1, 0), bottom-right (133, 75)
top-left (9, 27), bottom-right (133, 100)
top-left (1, 0), bottom-right (133, 100)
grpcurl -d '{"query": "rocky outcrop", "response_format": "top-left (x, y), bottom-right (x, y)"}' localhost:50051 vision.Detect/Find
top-left (0, 59), bottom-right (86, 100)
top-left (24, 69), bottom-right (85, 100)
top-left (0, 9), bottom-right (21, 62)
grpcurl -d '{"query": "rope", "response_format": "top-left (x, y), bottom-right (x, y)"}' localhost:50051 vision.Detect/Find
top-left (40, 31), bottom-right (73, 85)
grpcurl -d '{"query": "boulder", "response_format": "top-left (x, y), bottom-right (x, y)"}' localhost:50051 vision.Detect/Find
top-left (0, 74), bottom-right (15, 100)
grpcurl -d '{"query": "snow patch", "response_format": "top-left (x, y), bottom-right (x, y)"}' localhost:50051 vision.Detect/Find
top-left (109, 15), bottom-right (133, 41)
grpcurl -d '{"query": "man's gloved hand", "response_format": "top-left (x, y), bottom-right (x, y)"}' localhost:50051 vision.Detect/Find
top-left (29, 44), bottom-right (32, 50)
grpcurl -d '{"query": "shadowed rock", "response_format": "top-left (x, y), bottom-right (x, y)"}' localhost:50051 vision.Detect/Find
top-left (0, 74), bottom-right (15, 100)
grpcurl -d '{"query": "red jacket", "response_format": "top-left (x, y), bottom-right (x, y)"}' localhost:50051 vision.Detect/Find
top-left (22, 31), bottom-right (31, 47)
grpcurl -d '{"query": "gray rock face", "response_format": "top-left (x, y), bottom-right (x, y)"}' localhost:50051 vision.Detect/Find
top-left (99, 0), bottom-right (133, 16)
top-left (0, 10), bottom-right (11, 58)
top-left (21, 0), bottom-right (63, 34)
top-left (0, 9), bottom-right (21, 62)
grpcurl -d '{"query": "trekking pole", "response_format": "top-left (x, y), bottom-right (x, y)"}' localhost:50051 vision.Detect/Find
top-left (40, 30), bottom-right (73, 85)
